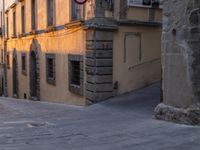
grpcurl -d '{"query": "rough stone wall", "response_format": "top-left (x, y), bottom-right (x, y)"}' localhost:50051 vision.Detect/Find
top-left (85, 30), bottom-right (113, 104)
top-left (155, 0), bottom-right (200, 125)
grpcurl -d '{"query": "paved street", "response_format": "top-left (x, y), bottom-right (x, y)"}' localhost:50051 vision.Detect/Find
top-left (0, 83), bottom-right (199, 150)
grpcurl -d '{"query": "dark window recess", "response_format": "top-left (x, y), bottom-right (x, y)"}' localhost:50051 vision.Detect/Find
top-left (31, 0), bottom-right (36, 30)
top-left (143, 0), bottom-right (160, 6)
top-left (7, 53), bottom-right (10, 68)
top-left (6, 16), bottom-right (9, 38)
top-left (21, 53), bottom-right (26, 75)
top-left (71, 61), bottom-right (80, 86)
top-left (1, 49), bottom-right (3, 64)
top-left (68, 54), bottom-right (83, 96)
top-left (21, 5), bottom-right (25, 34)
top-left (71, 0), bottom-right (84, 20)
top-left (47, 0), bottom-right (54, 26)
top-left (13, 11), bottom-right (16, 36)
top-left (46, 54), bottom-right (56, 85)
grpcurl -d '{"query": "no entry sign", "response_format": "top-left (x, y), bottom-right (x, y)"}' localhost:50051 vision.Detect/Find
top-left (74, 0), bottom-right (87, 4)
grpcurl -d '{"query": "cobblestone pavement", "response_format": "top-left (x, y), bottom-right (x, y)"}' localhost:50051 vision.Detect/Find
top-left (0, 83), bottom-right (200, 150)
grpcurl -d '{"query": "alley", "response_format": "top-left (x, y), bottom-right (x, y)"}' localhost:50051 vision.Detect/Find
top-left (0, 83), bottom-right (200, 150)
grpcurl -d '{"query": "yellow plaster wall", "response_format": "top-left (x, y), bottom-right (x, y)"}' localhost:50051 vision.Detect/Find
top-left (6, 28), bottom-right (86, 105)
top-left (113, 26), bottom-right (162, 95)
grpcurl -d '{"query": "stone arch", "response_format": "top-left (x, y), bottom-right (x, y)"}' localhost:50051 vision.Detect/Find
top-left (12, 48), bottom-right (18, 98)
top-left (29, 39), bottom-right (40, 101)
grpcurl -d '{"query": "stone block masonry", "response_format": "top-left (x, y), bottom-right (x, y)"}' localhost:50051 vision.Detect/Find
top-left (85, 29), bottom-right (114, 104)
top-left (155, 0), bottom-right (200, 125)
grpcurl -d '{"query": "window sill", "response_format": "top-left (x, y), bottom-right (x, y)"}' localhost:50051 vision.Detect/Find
top-left (127, 4), bottom-right (162, 9)
top-left (22, 70), bottom-right (27, 76)
top-left (47, 78), bottom-right (56, 86)
top-left (69, 84), bottom-right (83, 96)
top-left (11, 34), bottom-right (17, 39)
top-left (45, 26), bottom-right (56, 33)
top-left (65, 20), bottom-right (84, 29)
top-left (29, 30), bottom-right (37, 35)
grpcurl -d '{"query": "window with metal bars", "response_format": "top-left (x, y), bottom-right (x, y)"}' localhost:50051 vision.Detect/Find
top-left (7, 52), bottom-right (10, 69)
top-left (71, 61), bottom-right (80, 86)
top-left (68, 54), bottom-right (83, 96)
top-left (21, 53), bottom-right (26, 75)
top-left (46, 54), bottom-right (56, 85)
top-left (1, 49), bottom-right (3, 64)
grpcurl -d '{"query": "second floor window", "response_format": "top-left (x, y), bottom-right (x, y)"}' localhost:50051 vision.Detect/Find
top-left (47, 0), bottom-right (55, 26)
top-left (71, 0), bottom-right (84, 21)
top-left (31, 0), bottom-right (37, 30)
top-left (13, 11), bottom-right (16, 36)
top-left (6, 16), bottom-right (9, 38)
top-left (127, 0), bottom-right (163, 8)
top-left (21, 5), bottom-right (25, 34)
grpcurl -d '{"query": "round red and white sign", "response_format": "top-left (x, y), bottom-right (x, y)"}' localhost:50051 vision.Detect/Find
top-left (74, 0), bottom-right (87, 4)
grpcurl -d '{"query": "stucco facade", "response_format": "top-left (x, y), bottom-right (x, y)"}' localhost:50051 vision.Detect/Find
top-left (0, 0), bottom-right (162, 105)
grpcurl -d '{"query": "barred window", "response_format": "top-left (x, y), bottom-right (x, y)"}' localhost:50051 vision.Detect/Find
top-left (1, 49), bottom-right (3, 64)
top-left (21, 53), bottom-right (26, 75)
top-left (71, 61), bottom-right (81, 86)
top-left (68, 54), bottom-right (83, 96)
top-left (6, 52), bottom-right (10, 69)
top-left (46, 54), bottom-right (56, 85)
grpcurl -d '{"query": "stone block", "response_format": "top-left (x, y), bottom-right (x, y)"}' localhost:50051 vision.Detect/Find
top-left (86, 91), bottom-right (113, 102)
top-left (86, 66), bottom-right (112, 75)
top-left (86, 30), bottom-right (113, 41)
top-left (87, 75), bottom-right (112, 84)
top-left (86, 83), bottom-right (113, 92)
top-left (86, 41), bottom-right (113, 50)
top-left (86, 58), bottom-right (112, 67)
top-left (86, 50), bottom-right (113, 59)
top-left (155, 103), bottom-right (200, 125)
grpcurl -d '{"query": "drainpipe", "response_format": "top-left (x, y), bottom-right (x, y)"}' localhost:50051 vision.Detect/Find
top-left (2, 0), bottom-right (7, 96)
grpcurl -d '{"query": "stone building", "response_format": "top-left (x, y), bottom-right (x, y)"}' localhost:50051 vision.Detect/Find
top-left (0, 0), bottom-right (162, 105)
top-left (155, 0), bottom-right (200, 125)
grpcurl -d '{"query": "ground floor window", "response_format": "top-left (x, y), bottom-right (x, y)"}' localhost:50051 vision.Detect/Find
top-left (21, 53), bottom-right (26, 75)
top-left (1, 49), bottom-right (3, 64)
top-left (46, 54), bottom-right (56, 85)
top-left (68, 54), bottom-right (83, 96)
top-left (6, 52), bottom-right (10, 68)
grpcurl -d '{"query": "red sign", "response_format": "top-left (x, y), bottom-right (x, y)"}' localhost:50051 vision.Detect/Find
top-left (74, 0), bottom-right (87, 4)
